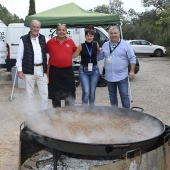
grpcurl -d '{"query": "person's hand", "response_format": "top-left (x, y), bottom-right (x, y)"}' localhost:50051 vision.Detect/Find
top-left (129, 71), bottom-right (135, 80)
top-left (18, 71), bottom-right (24, 79)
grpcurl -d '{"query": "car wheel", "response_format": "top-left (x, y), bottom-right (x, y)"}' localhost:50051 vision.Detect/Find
top-left (154, 49), bottom-right (163, 57)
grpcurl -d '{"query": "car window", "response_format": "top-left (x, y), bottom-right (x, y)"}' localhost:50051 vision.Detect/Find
top-left (141, 41), bottom-right (150, 45)
top-left (130, 41), bottom-right (140, 45)
top-left (94, 29), bottom-right (109, 47)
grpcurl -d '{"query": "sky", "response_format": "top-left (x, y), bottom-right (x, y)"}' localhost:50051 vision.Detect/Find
top-left (1, 0), bottom-right (145, 19)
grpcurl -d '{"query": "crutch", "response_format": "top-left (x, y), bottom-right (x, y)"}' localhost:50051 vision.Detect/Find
top-left (128, 77), bottom-right (133, 103)
top-left (9, 67), bottom-right (17, 101)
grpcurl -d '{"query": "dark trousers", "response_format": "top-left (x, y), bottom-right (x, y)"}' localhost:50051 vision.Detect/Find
top-left (49, 65), bottom-right (76, 108)
top-left (52, 97), bottom-right (75, 107)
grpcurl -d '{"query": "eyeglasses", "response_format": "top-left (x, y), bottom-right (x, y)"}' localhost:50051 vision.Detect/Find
top-left (85, 28), bottom-right (94, 31)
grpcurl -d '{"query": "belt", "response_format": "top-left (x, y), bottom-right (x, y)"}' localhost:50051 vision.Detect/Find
top-left (34, 63), bottom-right (42, 66)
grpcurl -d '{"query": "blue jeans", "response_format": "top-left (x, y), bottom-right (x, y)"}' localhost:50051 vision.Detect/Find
top-left (107, 77), bottom-right (130, 108)
top-left (79, 65), bottom-right (100, 105)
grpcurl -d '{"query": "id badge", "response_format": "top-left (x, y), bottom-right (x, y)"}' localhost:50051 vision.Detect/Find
top-left (107, 56), bottom-right (112, 64)
top-left (88, 63), bottom-right (93, 71)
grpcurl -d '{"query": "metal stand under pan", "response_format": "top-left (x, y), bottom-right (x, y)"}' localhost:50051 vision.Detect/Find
top-left (20, 120), bottom-right (170, 170)
top-left (20, 123), bottom-right (118, 170)
top-left (21, 149), bottom-right (117, 170)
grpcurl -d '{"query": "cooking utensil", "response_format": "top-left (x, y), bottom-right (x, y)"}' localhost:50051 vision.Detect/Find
top-left (24, 106), bottom-right (165, 157)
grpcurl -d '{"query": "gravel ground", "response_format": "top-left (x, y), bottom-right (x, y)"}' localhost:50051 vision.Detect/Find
top-left (0, 57), bottom-right (170, 169)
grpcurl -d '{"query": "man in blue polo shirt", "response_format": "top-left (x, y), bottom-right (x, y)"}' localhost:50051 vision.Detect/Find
top-left (97, 26), bottom-right (136, 108)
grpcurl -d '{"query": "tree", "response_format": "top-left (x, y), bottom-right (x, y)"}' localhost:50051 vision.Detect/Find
top-left (123, 9), bottom-right (139, 24)
top-left (91, 0), bottom-right (126, 18)
top-left (142, 0), bottom-right (170, 10)
top-left (109, 0), bottom-right (126, 16)
top-left (156, 6), bottom-right (170, 44)
top-left (28, 0), bottom-right (36, 16)
top-left (92, 5), bottom-right (110, 14)
top-left (0, 4), bottom-right (24, 25)
top-left (90, 0), bottom-right (170, 46)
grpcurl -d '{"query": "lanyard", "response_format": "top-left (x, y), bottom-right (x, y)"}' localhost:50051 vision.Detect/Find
top-left (109, 40), bottom-right (121, 54)
top-left (85, 42), bottom-right (93, 63)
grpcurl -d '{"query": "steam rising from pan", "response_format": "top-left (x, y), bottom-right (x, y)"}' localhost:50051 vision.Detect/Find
top-left (26, 106), bottom-right (164, 144)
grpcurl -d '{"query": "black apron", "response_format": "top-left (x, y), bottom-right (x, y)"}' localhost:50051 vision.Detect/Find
top-left (48, 65), bottom-right (76, 101)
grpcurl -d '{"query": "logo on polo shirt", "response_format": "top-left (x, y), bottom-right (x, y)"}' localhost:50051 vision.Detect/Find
top-left (66, 44), bottom-right (70, 47)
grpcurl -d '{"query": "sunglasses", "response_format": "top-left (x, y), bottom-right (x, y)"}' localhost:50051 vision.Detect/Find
top-left (84, 28), bottom-right (95, 33)
top-left (58, 23), bottom-right (66, 26)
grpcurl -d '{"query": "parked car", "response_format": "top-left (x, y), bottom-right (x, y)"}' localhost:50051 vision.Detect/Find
top-left (127, 40), bottom-right (167, 57)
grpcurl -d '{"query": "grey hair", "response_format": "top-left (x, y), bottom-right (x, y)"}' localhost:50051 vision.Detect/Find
top-left (56, 23), bottom-right (67, 31)
top-left (30, 20), bottom-right (41, 27)
top-left (108, 26), bottom-right (120, 34)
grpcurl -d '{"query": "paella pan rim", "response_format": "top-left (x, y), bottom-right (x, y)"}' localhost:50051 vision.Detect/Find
top-left (23, 105), bottom-right (166, 156)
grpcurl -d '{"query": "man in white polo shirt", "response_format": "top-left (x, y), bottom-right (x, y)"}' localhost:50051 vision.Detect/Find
top-left (16, 20), bottom-right (48, 113)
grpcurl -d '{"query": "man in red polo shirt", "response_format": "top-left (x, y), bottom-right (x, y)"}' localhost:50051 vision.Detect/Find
top-left (47, 24), bottom-right (77, 107)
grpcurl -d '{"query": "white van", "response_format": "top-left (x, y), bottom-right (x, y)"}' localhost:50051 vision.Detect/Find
top-left (5, 23), bottom-right (109, 74)
top-left (0, 20), bottom-right (7, 68)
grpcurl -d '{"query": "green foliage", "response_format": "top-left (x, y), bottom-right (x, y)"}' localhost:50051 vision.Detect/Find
top-left (0, 4), bottom-right (24, 25)
top-left (109, 0), bottom-right (126, 16)
top-left (141, 0), bottom-right (169, 10)
top-left (123, 9), bottom-right (139, 24)
top-left (1, 0), bottom-right (170, 46)
top-left (92, 0), bottom-right (170, 47)
top-left (28, 0), bottom-right (36, 16)
top-left (92, 5), bottom-right (110, 14)
top-left (122, 5), bottom-right (170, 46)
